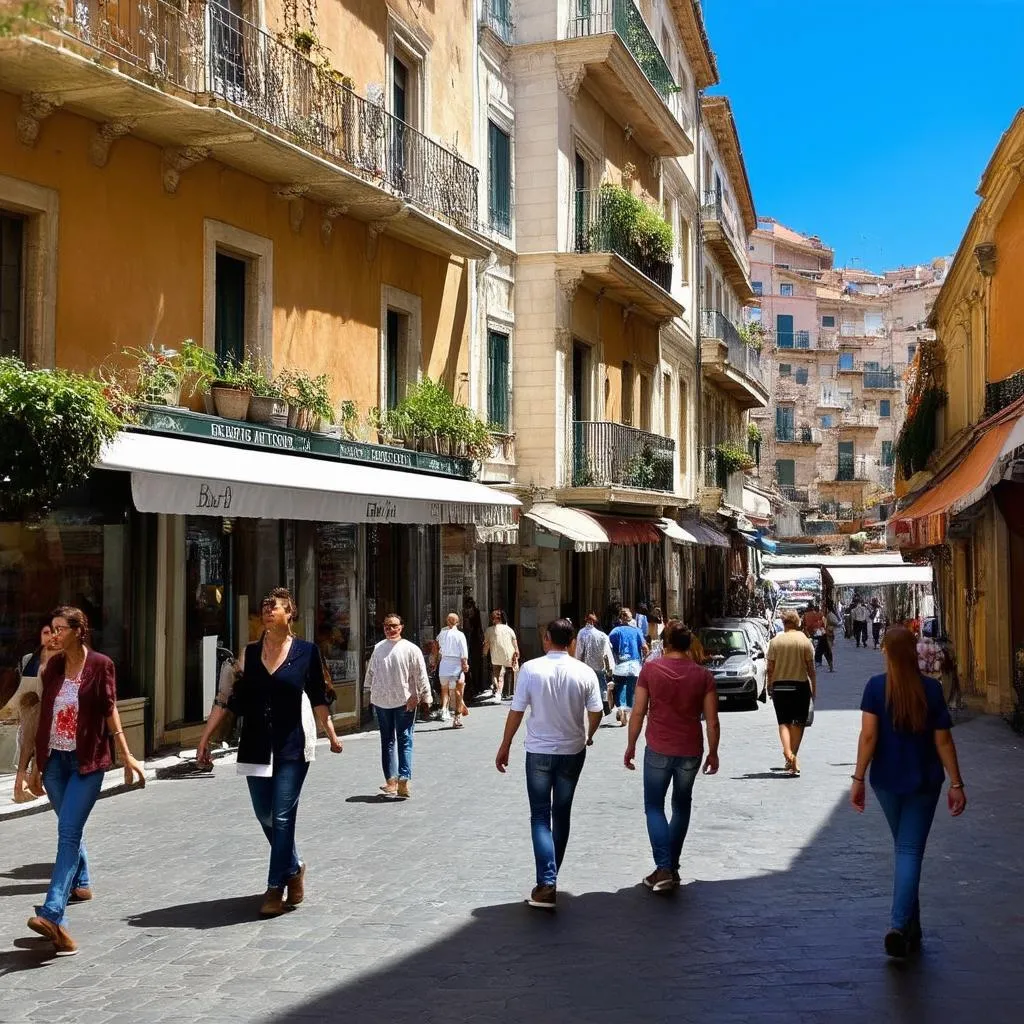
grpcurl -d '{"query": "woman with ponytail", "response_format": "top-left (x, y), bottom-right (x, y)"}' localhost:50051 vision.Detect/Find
top-left (850, 626), bottom-right (966, 958)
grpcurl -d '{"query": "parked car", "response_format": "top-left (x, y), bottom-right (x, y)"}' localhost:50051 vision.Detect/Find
top-left (712, 616), bottom-right (774, 646)
top-left (699, 626), bottom-right (768, 708)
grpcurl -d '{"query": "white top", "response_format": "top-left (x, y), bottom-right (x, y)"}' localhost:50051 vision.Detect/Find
top-left (511, 652), bottom-right (603, 755)
top-left (484, 623), bottom-right (518, 666)
top-left (366, 638), bottom-right (432, 710)
top-left (574, 624), bottom-right (613, 675)
top-left (436, 627), bottom-right (469, 661)
top-left (851, 604), bottom-right (870, 622)
top-left (48, 678), bottom-right (82, 752)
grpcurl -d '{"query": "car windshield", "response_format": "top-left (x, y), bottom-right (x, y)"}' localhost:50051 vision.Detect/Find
top-left (700, 629), bottom-right (747, 657)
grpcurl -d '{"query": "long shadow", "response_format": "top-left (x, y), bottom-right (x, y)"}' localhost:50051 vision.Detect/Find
top-left (0, 882), bottom-right (48, 897)
top-left (344, 794), bottom-right (402, 805)
top-left (0, 863), bottom-right (52, 880)
top-left (125, 896), bottom-right (265, 930)
top-left (0, 939), bottom-right (55, 977)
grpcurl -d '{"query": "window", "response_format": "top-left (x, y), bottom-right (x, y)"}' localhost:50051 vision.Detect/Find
top-left (879, 399), bottom-right (891, 418)
top-left (881, 440), bottom-right (894, 466)
top-left (776, 314), bottom-right (794, 348)
top-left (839, 352), bottom-right (855, 371)
top-left (780, 283), bottom-right (794, 297)
top-left (214, 252), bottom-right (247, 367)
top-left (639, 372), bottom-right (652, 431)
top-left (385, 309), bottom-right (407, 410)
top-left (379, 285), bottom-right (422, 412)
top-left (752, 280), bottom-right (763, 296)
top-left (779, 364), bottom-right (792, 377)
top-left (662, 371), bottom-right (671, 438)
top-left (776, 262), bottom-right (791, 270)
top-left (571, 342), bottom-right (590, 422)
top-left (487, 330), bottom-right (510, 430)
top-left (821, 315), bottom-right (836, 328)
top-left (776, 459), bottom-right (795, 487)
top-left (820, 414), bottom-right (833, 428)
top-left (621, 361), bottom-right (634, 426)
top-left (0, 212), bottom-right (24, 357)
top-left (487, 120), bottom-right (511, 236)
top-left (864, 360), bottom-right (880, 372)
top-left (794, 367), bottom-right (809, 385)
top-left (679, 379), bottom-right (688, 473)
top-left (820, 363), bottom-right (835, 379)
top-left (908, 343), bottom-right (918, 362)
top-left (776, 404), bottom-right (795, 440)
top-left (678, 215), bottom-right (690, 283)
top-left (839, 388), bottom-right (854, 407)
top-left (864, 312), bottom-right (884, 336)
top-left (748, 307), bottom-right (762, 324)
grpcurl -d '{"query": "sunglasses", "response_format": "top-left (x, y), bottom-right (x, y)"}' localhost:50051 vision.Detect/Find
top-left (383, 621), bottom-right (402, 629)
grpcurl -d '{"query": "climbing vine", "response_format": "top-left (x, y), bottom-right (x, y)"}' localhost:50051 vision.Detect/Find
top-left (894, 340), bottom-right (946, 478)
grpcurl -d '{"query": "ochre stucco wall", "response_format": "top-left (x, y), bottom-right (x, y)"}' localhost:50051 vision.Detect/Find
top-left (989, 180), bottom-right (1024, 383)
top-left (0, 91), bottom-right (468, 413)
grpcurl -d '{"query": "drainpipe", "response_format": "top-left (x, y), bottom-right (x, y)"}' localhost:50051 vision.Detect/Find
top-left (694, 82), bottom-right (704, 492)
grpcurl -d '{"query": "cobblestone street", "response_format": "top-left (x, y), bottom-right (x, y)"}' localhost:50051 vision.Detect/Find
top-left (2, 640), bottom-right (1023, 1024)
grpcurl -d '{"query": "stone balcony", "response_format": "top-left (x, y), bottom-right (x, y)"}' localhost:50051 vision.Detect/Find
top-left (701, 311), bottom-right (770, 411)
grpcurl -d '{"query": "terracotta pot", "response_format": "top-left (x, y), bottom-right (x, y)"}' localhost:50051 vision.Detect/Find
top-left (248, 395), bottom-right (289, 428)
top-left (211, 384), bottom-right (251, 421)
top-left (287, 406), bottom-right (314, 431)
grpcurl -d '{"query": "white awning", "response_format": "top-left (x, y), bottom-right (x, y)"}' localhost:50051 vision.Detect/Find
top-left (524, 502), bottom-right (608, 552)
top-left (98, 432), bottom-right (519, 525)
top-left (657, 518), bottom-right (698, 545)
top-left (826, 565), bottom-right (933, 588)
top-left (763, 567), bottom-right (822, 584)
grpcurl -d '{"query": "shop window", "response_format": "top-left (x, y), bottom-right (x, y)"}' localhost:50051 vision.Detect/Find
top-left (316, 524), bottom-right (359, 716)
top-left (0, 211), bottom-right (24, 358)
top-left (488, 120), bottom-right (512, 237)
top-left (487, 330), bottom-right (510, 431)
top-left (215, 252), bottom-right (246, 368)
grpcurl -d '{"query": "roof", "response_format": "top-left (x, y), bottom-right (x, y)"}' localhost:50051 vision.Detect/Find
top-left (668, 0), bottom-right (719, 89)
top-left (701, 96), bottom-right (756, 234)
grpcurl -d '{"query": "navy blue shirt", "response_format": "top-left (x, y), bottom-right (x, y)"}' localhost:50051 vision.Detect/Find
top-left (860, 673), bottom-right (952, 794)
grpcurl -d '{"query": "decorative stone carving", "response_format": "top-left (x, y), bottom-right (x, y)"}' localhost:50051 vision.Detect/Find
top-left (556, 63), bottom-right (586, 101)
top-left (556, 268), bottom-right (583, 303)
top-left (476, 252), bottom-right (499, 278)
top-left (273, 185), bottom-right (309, 233)
top-left (320, 205), bottom-right (348, 245)
top-left (974, 242), bottom-right (997, 277)
top-left (17, 93), bottom-right (62, 147)
top-left (161, 146), bottom-right (210, 193)
top-left (89, 120), bottom-right (135, 168)
top-left (649, 155), bottom-right (661, 180)
top-left (623, 124), bottom-right (634, 143)
top-left (365, 207), bottom-right (410, 260)
top-left (554, 327), bottom-right (572, 352)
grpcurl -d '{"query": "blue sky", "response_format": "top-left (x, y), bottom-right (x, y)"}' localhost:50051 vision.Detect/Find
top-left (703, 0), bottom-right (1024, 270)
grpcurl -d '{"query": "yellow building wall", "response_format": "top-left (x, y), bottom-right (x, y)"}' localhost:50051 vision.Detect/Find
top-left (989, 180), bottom-right (1024, 383)
top-left (574, 91), bottom-right (660, 199)
top-left (0, 92), bottom-right (468, 413)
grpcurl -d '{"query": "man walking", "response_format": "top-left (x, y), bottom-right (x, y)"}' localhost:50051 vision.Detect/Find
top-left (851, 596), bottom-right (870, 648)
top-left (870, 597), bottom-right (885, 649)
top-left (483, 609), bottom-right (519, 702)
top-left (575, 612), bottom-right (614, 713)
top-left (366, 613), bottom-right (432, 799)
top-left (766, 609), bottom-right (817, 776)
top-left (495, 619), bottom-right (604, 910)
top-left (432, 613), bottom-right (470, 728)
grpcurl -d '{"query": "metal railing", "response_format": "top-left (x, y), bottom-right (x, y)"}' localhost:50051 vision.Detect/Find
top-left (776, 425), bottom-right (821, 444)
top-left (47, 1), bottom-right (480, 232)
top-left (700, 190), bottom-right (745, 254)
top-left (568, 0), bottom-right (676, 98)
top-left (836, 454), bottom-right (878, 482)
top-left (863, 368), bottom-right (899, 389)
top-left (574, 188), bottom-right (673, 291)
top-left (985, 369), bottom-right (1024, 418)
top-left (775, 329), bottom-right (839, 352)
top-left (571, 421), bottom-right (675, 492)
top-left (780, 485), bottom-right (809, 505)
top-left (701, 311), bottom-right (765, 386)
top-left (840, 407), bottom-right (880, 428)
top-left (481, 0), bottom-right (514, 44)
top-left (819, 500), bottom-right (855, 520)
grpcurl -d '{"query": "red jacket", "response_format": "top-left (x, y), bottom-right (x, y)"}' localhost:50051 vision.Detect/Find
top-left (36, 650), bottom-right (118, 776)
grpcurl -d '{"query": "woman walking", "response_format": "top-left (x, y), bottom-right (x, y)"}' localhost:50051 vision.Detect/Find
top-left (766, 609), bottom-right (816, 776)
top-left (198, 588), bottom-right (343, 917)
top-left (609, 608), bottom-right (647, 728)
top-left (624, 623), bottom-right (720, 891)
top-left (25, 607), bottom-right (146, 956)
top-left (7, 617), bottom-right (56, 802)
top-left (850, 626), bottom-right (966, 958)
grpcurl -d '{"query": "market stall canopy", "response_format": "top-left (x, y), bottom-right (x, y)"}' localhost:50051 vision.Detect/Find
top-left (586, 512), bottom-right (662, 546)
top-left (98, 432), bottom-right (520, 526)
top-left (762, 567), bottom-right (822, 584)
top-left (824, 565), bottom-right (933, 588)
top-left (524, 503), bottom-right (609, 553)
top-left (763, 553), bottom-right (905, 569)
top-left (657, 518), bottom-right (698, 545)
top-left (679, 519), bottom-right (731, 548)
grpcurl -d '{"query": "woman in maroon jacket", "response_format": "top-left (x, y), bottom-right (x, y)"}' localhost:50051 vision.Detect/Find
top-left (25, 606), bottom-right (145, 957)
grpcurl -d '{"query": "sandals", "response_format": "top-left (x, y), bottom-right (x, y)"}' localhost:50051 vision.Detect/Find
top-left (452, 719), bottom-right (464, 729)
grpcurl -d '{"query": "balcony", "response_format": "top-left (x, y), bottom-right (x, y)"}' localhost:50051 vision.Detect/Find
top-left (834, 454), bottom-right (878, 483)
top-left (701, 311), bottom-right (770, 411)
top-left (780, 485), bottom-right (810, 506)
top-left (700, 446), bottom-right (744, 508)
top-left (481, 0), bottom-right (514, 45)
top-left (1, 1), bottom-right (488, 258)
top-left (863, 368), bottom-right (900, 390)
top-left (560, 0), bottom-right (693, 157)
top-left (774, 329), bottom-right (838, 353)
top-left (839, 407), bottom-right (880, 430)
top-left (776, 425), bottom-right (823, 446)
top-left (562, 188), bottom-right (683, 322)
top-left (701, 191), bottom-right (756, 303)
top-left (568, 421), bottom-right (675, 496)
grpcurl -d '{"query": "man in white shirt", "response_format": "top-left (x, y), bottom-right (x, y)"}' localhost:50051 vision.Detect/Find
top-left (432, 613), bottom-right (470, 728)
top-left (574, 612), bottom-right (614, 709)
top-left (483, 608), bottom-right (520, 703)
top-left (495, 618), bottom-right (604, 910)
top-left (366, 612), bottom-right (432, 799)
top-left (851, 597), bottom-right (871, 648)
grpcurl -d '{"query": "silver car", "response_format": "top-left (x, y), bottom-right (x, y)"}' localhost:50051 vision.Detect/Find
top-left (699, 626), bottom-right (768, 708)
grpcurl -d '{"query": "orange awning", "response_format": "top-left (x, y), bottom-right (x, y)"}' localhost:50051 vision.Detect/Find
top-left (891, 414), bottom-right (1019, 548)
top-left (584, 512), bottom-right (662, 546)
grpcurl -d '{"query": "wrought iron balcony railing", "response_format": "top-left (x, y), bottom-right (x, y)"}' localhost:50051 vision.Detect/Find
top-left (836, 454), bottom-right (878, 482)
top-left (571, 421), bottom-right (675, 492)
top-left (863, 368), bottom-right (899, 390)
top-left (701, 311), bottom-right (765, 387)
top-left (568, 0), bottom-right (677, 99)
top-left (777, 425), bottom-right (822, 444)
top-left (574, 188), bottom-right (673, 291)
top-left (701, 190), bottom-right (745, 253)
top-left (779, 485), bottom-right (810, 505)
top-left (46, 1), bottom-right (480, 232)
top-left (985, 369), bottom-right (1024, 418)
top-left (482, 0), bottom-right (514, 44)
top-left (840, 407), bottom-right (880, 428)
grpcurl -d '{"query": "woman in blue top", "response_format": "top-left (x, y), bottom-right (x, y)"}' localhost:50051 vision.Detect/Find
top-left (608, 608), bottom-right (648, 728)
top-left (198, 588), bottom-right (343, 917)
top-left (850, 626), bottom-right (966, 959)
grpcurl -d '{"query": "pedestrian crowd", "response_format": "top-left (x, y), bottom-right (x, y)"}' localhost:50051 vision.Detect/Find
top-left (5, 588), bottom-right (965, 964)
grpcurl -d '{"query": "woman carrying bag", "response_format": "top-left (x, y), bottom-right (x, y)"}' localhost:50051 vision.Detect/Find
top-left (7, 616), bottom-right (56, 802)
top-left (198, 588), bottom-right (343, 917)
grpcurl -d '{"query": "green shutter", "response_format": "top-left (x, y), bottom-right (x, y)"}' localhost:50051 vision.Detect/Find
top-left (487, 331), bottom-right (509, 431)
top-left (488, 122), bottom-right (511, 236)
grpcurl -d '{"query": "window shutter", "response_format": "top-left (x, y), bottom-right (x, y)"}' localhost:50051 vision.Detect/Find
top-left (488, 122), bottom-right (511, 236)
top-left (487, 331), bottom-right (510, 431)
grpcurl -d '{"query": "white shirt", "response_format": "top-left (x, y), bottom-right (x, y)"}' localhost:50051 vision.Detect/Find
top-left (852, 604), bottom-right (870, 623)
top-left (366, 638), bottom-right (431, 709)
top-left (574, 624), bottom-right (613, 675)
top-left (484, 623), bottom-right (518, 666)
top-left (511, 651), bottom-right (603, 755)
top-left (436, 626), bottom-right (469, 662)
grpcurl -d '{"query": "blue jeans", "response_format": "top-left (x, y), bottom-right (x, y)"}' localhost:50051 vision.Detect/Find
top-left (38, 750), bottom-right (103, 925)
top-left (874, 786), bottom-right (941, 932)
top-left (246, 758), bottom-right (309, 890)
top-left (643, 748), bottom-right (701, 871)
top-left (375, 705), bottom-right (416, 781)
top-left (613, 674), bottom-right (637, 709)
top-left (524, 750), bottom-right (586, 886)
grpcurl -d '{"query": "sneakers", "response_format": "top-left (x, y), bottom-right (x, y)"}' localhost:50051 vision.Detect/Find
top-left (441, 708), bottom-right (452, 723)
top-left (69, 887), bottom-right (93, 903)
top-left (527, 884), bottom-right (557, 909)
top-left (285, 864), bottom-right (306, 906)
top-left (259, 887), bottom-right (287, 917)
top-left (643, 869), bottom-right (677, 892)
top-left (396, 779), bottom-right (411, 799)
top-left (26, 915), bottom-right (78, 956)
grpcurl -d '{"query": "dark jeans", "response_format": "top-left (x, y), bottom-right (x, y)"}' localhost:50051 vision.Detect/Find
top-left (853, 621), bottom-right (869, 646)
top-left (814, 634), bottom-right (833, 669)
top-left (643, 748), bottom-right (701, 872)
top-left (38, 750), bottom-right (103, 925)
top-left (613, 674), bottom-right (638, 709)
top-left (874, 786), bottom-right (941, 932)
top-left (375, 704), bottom-right (416, 781)
top-left (525, 749), bottom-right (587, 886)
top-left (872, 621), bottom-right (883, 647)
top-left (246, 758), bottom-right (310, 890)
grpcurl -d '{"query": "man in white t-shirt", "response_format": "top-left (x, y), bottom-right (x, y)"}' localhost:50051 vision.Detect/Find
top-left (495, 618), bottom-right (603, 910)
top-left (432, 613), bottom-right (470, 728)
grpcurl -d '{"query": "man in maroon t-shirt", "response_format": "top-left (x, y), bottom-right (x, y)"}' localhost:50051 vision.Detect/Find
top-left (624, 621), bottom-right (720, 892)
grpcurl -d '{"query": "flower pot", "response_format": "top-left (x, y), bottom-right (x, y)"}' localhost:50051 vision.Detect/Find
top-left (211, 384), bottom-right (251, 421)
top-left (248, 395), bottom-right (289, 428)
top-left (180, 370), bottom-right (211, 414)
top-left (288, 406), bottom-right (315, 431)
top-left (147, 381), bottom-right (182, 407)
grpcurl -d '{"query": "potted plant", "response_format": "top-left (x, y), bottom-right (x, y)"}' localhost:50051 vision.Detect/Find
top-left (368, 406), bottom-right (391, 445)
top-left (210, 359), bottom-right (253, 421)
top-left (123, 344), bottom-right (182, 407)
top-left (277, 368), bottom-right (334, 432)
top-left (243, 358), bottom-right (289, 428)
top-left (336, 400), bottom-right (358, 440)
top-left (177, 340), bottom-right (218, 413)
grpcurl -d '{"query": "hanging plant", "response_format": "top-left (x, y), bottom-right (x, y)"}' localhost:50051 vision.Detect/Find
top-left (747, 422), bottom-right (763, 444)
top-left (716, 440), bottom-right (756, 475)
top-left (739, 321), bottom-right (765, 351)
top-left (894, 386), bottom-right (945, 478)
top-left (0, 357), bottom-right (123, 521)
